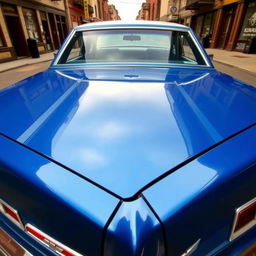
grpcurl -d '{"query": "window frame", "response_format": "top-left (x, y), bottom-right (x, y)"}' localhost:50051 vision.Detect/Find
top-left (53, 26), bottom-right (212, 68)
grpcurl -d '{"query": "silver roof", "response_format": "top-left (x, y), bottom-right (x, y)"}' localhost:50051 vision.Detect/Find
top-left (74, 20), bottom-right (188, 31)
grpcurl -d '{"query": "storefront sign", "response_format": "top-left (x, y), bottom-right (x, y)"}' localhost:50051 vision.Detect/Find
top-left (2, 4), bottom-right (18, 15)
top-left (235, 1), bottom-right (256, 51)
top-left (170, 6), bottom-right (177, 14)
top-left (239, 2), bottom-right (256, 38)
top-left (83, 0), bottom-right (89, 20)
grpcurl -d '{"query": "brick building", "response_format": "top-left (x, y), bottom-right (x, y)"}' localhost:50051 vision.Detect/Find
top-left (108, 4), bottom-right (121, 20)
top-left (0, 0), bottom-right (121, 63)
top-left (159, 0), bottom-right (256, 53)
top-left (0, 0), bottom-right (68, 63)
top-left (136, 0), bottom-right (161, 21)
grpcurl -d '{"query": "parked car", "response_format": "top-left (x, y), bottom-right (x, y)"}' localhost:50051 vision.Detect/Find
top-left (0, 21), bottom-right (255, 256)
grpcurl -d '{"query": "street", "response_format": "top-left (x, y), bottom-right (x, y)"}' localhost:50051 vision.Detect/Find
top-left (0, 61), bottom-right (255, 90)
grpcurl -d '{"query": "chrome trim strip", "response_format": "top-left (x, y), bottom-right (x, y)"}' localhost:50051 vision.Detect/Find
top-left (229, 197), bottom-right (256, 241)
top-left (75, 26), bottom-right (189, 32)
top-left (25, 224), bottom-right (83, 256)
top-left (0, 199), bottom-right (24, 230)
top-left (53, 62), bottom-right (211, 68)
top-left (188, 30), bottom-right (211, 67)
top-left (181, 239), bottom-right (201, 256)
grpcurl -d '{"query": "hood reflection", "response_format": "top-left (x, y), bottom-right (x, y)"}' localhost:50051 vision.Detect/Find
top-left (0, 67), bottom-right (255, 197)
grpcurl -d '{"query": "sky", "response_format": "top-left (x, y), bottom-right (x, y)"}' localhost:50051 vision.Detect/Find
top-left (108, 0), bottom-right (145, 21)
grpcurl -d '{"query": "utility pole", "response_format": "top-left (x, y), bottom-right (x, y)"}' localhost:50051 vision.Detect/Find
top-left (64, 0), bottom-right (73, 31)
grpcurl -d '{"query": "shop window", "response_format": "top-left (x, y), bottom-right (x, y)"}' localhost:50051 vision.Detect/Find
top-left (0, 26), bottom-right (6, 47)
top-left (193, 15), bottom-right (204, 39)
top-left (23, 8), bottom-right (42, 42)
top-left (40, 11), bottom-right (52, 51)
top-left (193, 12), bottom-right (216, 42)
top-left (201, 11), bottom-right (216, 38)
top-left (235, 1), bottom-right (256, 51)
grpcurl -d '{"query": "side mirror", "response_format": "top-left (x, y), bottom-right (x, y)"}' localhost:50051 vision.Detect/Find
top-left (208, 54), bottom-right (214, 61)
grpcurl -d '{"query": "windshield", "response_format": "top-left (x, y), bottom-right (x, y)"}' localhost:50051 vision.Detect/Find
top-left (57, 29), bottom-right (207, 66)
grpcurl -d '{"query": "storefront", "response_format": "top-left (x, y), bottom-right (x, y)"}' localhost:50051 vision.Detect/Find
top-left (0, 0), bottom-right (68, 62)
top-left (235, 1), bottom-right (256, 52)
top-left (180, 0), bottom-right (256, 53)
top-left (192, 11), bottom-right (216, 41)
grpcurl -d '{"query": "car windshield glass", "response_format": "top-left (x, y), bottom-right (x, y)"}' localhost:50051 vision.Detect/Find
top-left (57, 29), bottom-right (207, 66)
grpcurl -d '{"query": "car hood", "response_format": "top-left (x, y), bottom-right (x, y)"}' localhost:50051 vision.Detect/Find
top-left (0, 67), bottom-right (256, 198)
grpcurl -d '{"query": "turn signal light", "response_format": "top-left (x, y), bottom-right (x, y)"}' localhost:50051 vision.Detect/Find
top-left (25, 224), bottom-right (82, 256)
top-left (0, 199), bottom-right (24, 229)
top-left (230, 198), bottom-right (256, 241)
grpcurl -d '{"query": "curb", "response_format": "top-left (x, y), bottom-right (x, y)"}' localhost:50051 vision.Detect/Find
top-left (213, 59), bottom-right (256, 76)
top-left (0, 59), bottom-right (53, 74)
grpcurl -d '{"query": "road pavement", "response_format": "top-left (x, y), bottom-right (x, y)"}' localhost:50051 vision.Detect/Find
top-left (0, 61), bottom-right (255, 91)
top-left (0, 61), bottom-right (51, 90)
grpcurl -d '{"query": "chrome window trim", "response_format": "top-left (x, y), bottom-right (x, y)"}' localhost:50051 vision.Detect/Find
top-left (188, 30), bottom-right (211, 67)
top-left (229, 197), bottom-right (256, 241)
top-left (53, 27), bottom-right (211, 67)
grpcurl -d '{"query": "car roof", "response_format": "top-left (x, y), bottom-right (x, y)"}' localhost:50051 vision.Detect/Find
top-left (74, 20), bottom-right (189, 31)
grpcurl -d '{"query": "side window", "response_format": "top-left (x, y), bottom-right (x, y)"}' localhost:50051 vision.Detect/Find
top-left (180, 35), bottom-right (197, 62)
top-left (66, 36), bottom-right (84, 63)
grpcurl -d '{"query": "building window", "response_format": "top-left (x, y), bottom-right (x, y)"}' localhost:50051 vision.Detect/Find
top-left (0, 26), bottom-right (6, 47)
top-left (235, 1), bottom-right (256, 51)
top-left (202, 12), bottom-right (216, 38)
top-left (23, 8), bottom-right (42, 42)
top-left (193, 11), bottom-right (216, 41)
top-left (193, 15), bottom-right (204, 39)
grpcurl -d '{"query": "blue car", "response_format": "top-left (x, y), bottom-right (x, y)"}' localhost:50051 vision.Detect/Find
top-left (0, 21), bottom-right (255, 256)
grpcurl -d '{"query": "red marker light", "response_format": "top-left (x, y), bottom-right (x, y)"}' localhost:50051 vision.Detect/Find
top-left (230, 198), bottom-right (256, 241)
top-left (0, 199), bottom-right (23, 229)
top-left (25, 224), bottom-right (82, 256)
top-left (234, 200), bottom-right (256, 232)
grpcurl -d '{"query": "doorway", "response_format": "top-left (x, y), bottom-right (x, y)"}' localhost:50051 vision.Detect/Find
top-left (42, 19), bottom-right (52, 50)
top-left (4, 8), bottom-right (28, 57)
top-left (48, 13), bottom-right (60, 50)
top-left (217, 5), bottom-right (236, 49)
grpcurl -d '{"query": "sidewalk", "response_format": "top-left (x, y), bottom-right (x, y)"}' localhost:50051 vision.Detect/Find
top-left (206, 48), bottom-right (256, 74)
top-left (0, 52), bottom-right (54, 73)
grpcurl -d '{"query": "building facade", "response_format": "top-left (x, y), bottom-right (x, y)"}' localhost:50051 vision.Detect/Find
top-left (0, 0), bottom-right (68, 62)
top-left (0, 0), bottom-right (121, 63)
top-left (136, 0), bottom-right (161, 21)
top-left (108, 4), bottom-right (121, 21)
top-left (178, 0), bottom-right (256, 52)
top-left (159, 0), bottom-right (181, 22)
top-left (68, 0), bottom-right (120, 26)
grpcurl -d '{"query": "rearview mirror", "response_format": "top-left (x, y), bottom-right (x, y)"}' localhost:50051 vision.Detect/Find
top-left (123, 35), bottom-right (141, 41)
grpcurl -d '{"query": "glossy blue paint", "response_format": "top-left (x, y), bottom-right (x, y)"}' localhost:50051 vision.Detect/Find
top-left (104, 197), bottom-right (165, 256)
top-left (0, 22), bottom-right (256, 256)
top-left (0, 68), bottom-right (255, 199)
top-left (0, 135), bottom-right (119, 255)
top-left (144, 125), bottom-right (256, 255)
